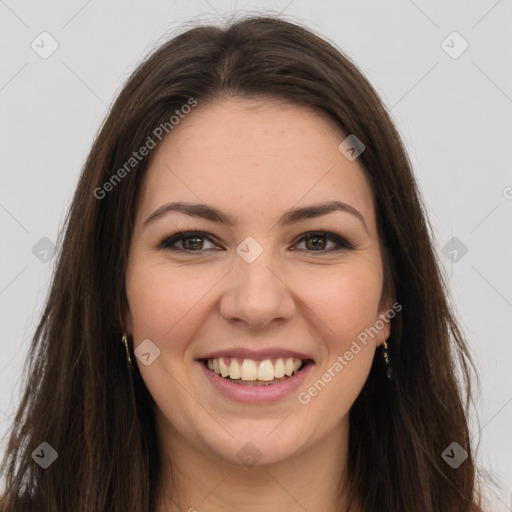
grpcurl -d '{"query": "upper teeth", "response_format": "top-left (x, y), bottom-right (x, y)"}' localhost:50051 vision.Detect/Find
top-left (206, 357), bottom-right (303, 381)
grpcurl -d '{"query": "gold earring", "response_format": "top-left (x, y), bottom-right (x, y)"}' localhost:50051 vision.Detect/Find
top-left (121, 333), bottom-right (133, 370)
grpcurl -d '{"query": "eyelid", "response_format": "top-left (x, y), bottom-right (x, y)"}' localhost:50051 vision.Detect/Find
top-left (157, 230), bottom-right (356, 252)
top-left (157, 230), bottom-right (219, 250)
top-left (293, 231), bottom-right (355, 251)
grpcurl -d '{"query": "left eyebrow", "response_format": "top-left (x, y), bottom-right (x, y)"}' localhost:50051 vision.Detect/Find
top-left (143, 200), bottom-right (368, 233)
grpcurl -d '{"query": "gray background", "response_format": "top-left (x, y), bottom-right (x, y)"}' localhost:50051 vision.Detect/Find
top-left (1, 0), bottom-right (511, 509)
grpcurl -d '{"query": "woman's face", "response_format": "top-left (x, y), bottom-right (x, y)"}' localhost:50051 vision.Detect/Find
top-left (124, 97), bottom-right (391, 466)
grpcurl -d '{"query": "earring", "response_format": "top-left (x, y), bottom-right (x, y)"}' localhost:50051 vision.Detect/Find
top-left (381, 340), bottom-right (393, 381)
top-left (121, 333), bottom-right (133, 370)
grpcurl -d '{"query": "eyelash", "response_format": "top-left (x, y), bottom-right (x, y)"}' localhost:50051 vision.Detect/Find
top-left (157, 230), bottom-right (355, 253)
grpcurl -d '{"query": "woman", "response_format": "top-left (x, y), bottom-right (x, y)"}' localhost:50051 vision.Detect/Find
top-left (0, 15), bottom-right (486, 512)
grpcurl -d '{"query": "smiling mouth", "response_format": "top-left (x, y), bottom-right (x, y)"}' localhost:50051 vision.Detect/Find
top-left (202, 356), bottom-right (309, 386)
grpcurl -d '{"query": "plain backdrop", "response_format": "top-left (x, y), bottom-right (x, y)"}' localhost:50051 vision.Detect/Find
top-left (1, 0), bottom-right (511, 509)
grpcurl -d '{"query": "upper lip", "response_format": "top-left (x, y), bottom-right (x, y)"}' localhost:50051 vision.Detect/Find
top-left (197, 347), bottom-right (314, 361)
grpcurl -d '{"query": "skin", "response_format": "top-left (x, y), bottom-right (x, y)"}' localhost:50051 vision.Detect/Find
top-left (124, 97), bottom-right (392, 512)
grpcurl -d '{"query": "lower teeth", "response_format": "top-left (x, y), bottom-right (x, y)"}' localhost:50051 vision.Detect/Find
top-left (224, 375), bottom-right (292, 386)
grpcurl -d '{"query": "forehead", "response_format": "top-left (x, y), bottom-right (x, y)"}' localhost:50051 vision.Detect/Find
top-left (135, 97), bottom-right (375, 228)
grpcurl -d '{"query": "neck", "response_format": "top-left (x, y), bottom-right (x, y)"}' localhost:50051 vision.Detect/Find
top-left (154, 414), bottom-right (359, 512)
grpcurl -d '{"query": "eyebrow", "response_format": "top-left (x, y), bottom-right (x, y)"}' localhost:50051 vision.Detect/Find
top-left (143, 200), bottom-right (368, 232)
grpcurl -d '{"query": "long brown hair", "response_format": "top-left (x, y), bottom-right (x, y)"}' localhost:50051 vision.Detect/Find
top-left (0, 15), bottom-right (486, 511)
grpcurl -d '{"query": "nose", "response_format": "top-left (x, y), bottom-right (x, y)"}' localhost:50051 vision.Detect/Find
top-left (219, 254), bottom-right (296, 330)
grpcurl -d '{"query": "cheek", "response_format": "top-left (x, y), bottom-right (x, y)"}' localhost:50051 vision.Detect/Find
top-left (126, 254), bottom-right (384, 348)
top-left (294, 266), bottom-right (381, 421)
top-left (294, 261), bottom-right (384, 343)
top-left (125, 259), bottom-right (222, 349)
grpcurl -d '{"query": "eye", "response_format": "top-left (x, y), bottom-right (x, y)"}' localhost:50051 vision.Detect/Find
top-left (158, 231), bottom-right (219, 251)
top-left (158, 230), bottom-right (354, 253)
top-left (293, 231), bottom-right (355, 252)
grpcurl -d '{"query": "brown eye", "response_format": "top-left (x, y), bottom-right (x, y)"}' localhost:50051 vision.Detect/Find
top-left (158, 231), bottom-right (218, 251)
top-left (294, 232), bottom-right (354, 252)
top-left (158, 230), bottom-right (354, 254)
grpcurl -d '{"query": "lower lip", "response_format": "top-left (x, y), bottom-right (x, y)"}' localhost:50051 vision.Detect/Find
top-left (198, 360), bottom-right (314, 404)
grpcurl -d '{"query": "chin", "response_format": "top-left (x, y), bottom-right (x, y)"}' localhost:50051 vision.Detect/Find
top-left (197, 421), bottom-right (309, 467)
